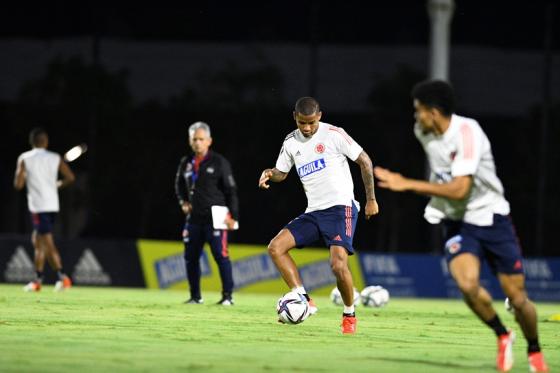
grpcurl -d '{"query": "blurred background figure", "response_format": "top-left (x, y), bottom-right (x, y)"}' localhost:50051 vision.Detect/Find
top-left (14, 128), bottom-right (75, 292)
top-left (175, 121), bottom-right (239, 305)
top-left (374, 80), bottom-right (549, 372)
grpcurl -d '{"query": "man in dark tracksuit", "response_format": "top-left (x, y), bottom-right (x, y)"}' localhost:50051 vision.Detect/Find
top-left (175, 121), bottom-right (239, 305)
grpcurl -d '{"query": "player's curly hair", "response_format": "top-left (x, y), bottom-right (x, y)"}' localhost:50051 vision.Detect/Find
top-left (411, 80), bottom-right (455, 117)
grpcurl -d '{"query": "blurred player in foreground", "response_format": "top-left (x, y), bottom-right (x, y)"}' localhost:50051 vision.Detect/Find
top-left (259, 97), bottom-right (379, 334)
top-left (175, 121), bottom-right (239, 306)
top-left (14, 128), bottom-right (75, 292)
top-left (374, 80), bottom-right (548, 372)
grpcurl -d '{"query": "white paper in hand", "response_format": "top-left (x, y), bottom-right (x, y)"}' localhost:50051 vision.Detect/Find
top-left (211, 205), bottom-right (239, 230)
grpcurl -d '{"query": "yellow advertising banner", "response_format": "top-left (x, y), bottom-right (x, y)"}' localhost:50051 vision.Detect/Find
top-left (137, 240), bottom-right (364, 295)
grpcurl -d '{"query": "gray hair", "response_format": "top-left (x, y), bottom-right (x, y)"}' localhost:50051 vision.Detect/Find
top-left (188, 121), bottom-right (211, 140)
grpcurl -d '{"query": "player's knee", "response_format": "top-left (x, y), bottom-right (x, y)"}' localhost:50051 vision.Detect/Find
top-left (330, 259), bottom-right (347, 277)
top-left (505, 289), bottom-right (528, 309)
top-left (267, 239), bottom-right (285, 258)
top-left (456, 278), bottom-right (479, 298)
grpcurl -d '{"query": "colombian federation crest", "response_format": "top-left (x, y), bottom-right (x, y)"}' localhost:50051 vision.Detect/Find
top-left (315, 143), bottom-right (325, 154)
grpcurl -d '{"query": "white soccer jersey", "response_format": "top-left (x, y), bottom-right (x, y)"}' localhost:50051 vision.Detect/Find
top-left (18, 148), bottom-right (61, 213)
top-left (275, 121), bottom-right (363, 212)
top-left (414, 114), bottom-right (510, 226)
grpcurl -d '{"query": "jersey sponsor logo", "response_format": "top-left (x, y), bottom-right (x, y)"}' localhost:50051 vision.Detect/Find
top-left (445, 235), bottom-right (462, 255)
top-left (315, 143), bottom-right (325, 154)
top-left (297, 158), bottom-right (326, 178)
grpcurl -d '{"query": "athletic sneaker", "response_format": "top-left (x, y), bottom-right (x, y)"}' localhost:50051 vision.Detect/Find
top-left (216, 296), bottom-right (234, 306)
top-left (184, 298), bottom-right (204, 304)
top-left (496, 330), bottom-right (516, 372)
top-left (54, 276), bottom-right (72, 292)
top-left (307, 298), bottom-right (318, 315)
top-left (23, 281), bottom-right (41, 292)
top-left (528, 352), bottom-right (549, 373)
top-left (341, 314), bottom-right (357, 334)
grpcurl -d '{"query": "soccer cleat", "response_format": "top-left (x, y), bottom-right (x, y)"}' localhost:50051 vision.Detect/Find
top-left (496, 330), bottom-right (516, 372)
top-left (528, 352), bottom-right (549, 373)
top-left (341, 314), bottom-right (357, 334)
top-left (307, 298), bottom-right (318, 315)
top-left (184, 298), bottom-right (204, 304)
top-left (216, 296), bottom-right (234, 306)
top-left (23, 281), bottom-right (41, 292)
top-left (54, 276), bottom-right (72, 292)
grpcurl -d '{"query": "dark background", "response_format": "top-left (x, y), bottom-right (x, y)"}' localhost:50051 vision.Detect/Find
top-left (1, 1), bottom-right (559, 256)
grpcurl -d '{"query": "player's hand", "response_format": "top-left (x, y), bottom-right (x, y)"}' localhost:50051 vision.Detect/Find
top-left (374, 166), bottom-right (409, 192)
top-left (365, 199), bottom-right (379, 220)
top-left (181, 201), bottom-right (192, 214)
top-left (224, 215), bottom-right (237, 231)
top-left (259, 169), bottom-right (274, 189)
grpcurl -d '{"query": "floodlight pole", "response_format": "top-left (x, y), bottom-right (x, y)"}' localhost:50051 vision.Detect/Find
top-left (427, 0), bottom-right (454, 81)
top-left (426, 0), bottom-right (454, 252)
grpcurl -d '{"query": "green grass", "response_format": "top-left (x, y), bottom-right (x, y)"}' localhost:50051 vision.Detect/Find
top-left (0, 284), bottom-right (558, 372)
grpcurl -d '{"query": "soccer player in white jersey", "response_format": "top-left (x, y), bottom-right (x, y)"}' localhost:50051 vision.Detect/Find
top-left (374, 80), bottom-right (548, 372)
top-left (14, 128), bottom-right (75, 292)
top-left (259, 97), bottom-right (379, 334)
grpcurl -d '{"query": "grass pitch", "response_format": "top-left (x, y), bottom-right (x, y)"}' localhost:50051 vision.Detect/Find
top-left (0, 284), bottom-right (558, 372)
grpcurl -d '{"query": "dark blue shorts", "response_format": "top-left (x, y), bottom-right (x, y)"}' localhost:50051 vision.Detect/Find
top-left (30, 212), bottom-right (56, 234)
top-left (285, 202), bottom-right (358, 255)
top-left (443, 214), bottom-right (524, 275)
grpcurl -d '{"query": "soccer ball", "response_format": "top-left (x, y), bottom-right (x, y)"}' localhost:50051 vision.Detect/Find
top-left (360, 286), bottom-right (390, 307)
top-left (276, 291), bottom-right (310, 324)
top-left (504, 298), bottom-right (514, 314)
top-left (330, 287), bottom-right (361, 306)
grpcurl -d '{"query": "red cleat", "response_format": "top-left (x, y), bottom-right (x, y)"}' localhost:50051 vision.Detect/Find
top-left (496, 331), bottom-right (515, 372)
top-left (341, 315), bottom-right (357, 334)
top-left (54, 276), bottom-right (72, 292)
top-left (528, 352), bottom-right (549, 373)
top-left (23, 281), bottom-right (41, 292)
top-left (308, 298), bottom-right (318, 315)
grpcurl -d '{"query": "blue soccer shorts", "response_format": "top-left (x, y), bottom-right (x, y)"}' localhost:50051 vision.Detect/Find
top-left (443, 214), bottom-right (524, 274)
top-left (285, 202), bottom-right (359, 255)
top-left (30, 212), bottom-right (57, 234)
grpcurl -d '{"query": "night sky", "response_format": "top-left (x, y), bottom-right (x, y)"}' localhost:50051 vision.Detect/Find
top-left (1, 1), bottom-right (558, 50)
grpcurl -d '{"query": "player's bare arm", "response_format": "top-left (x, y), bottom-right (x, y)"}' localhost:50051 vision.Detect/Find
top-left (56, 160), bottom-right (76, 189)
top-left (14, 159), bottom-right (26, 190)
top-left (374, 166), bottom-right (472, 200)
top-left (258, 168), bottom-right (288, 189)
top-left (354, 151), bottom-right (379, 219)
